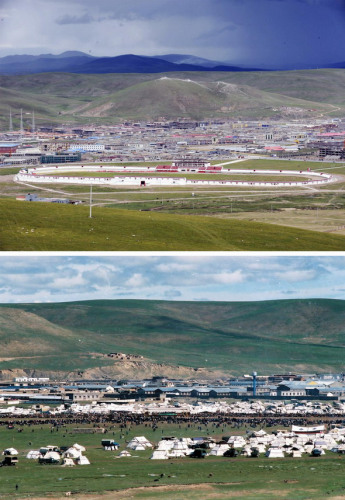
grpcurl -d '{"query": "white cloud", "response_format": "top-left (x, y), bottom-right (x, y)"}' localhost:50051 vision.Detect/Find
top-left (275, 269), bottom-right (317, 283)
top-left (156, 262), bottom-right (195, 273)
top-left (51, 274), bottom-right (86, 289)
top-left (0, 255), bottom-right (343, 304)
top-left (213, 269), bottom-right (246, 284)
top-left (125, 273), bottom-right (146, 288)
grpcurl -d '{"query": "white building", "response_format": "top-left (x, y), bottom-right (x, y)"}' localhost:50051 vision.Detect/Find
top-left (69, 144), bottom-right (105, 152)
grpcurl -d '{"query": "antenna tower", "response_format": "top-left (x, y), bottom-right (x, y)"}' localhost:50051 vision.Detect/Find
top-left (9, 108), bottom-right (13, 132)
top-left (20, 109), bottom-right (24, 137)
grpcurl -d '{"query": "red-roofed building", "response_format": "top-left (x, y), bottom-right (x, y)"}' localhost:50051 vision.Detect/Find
top-left (0, 143), bottom-right (19, 154)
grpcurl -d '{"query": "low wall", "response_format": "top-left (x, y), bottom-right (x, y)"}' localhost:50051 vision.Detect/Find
top-left (14, 164), bottom-right (333, 188)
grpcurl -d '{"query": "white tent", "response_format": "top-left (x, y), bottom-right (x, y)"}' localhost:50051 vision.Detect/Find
top-left (251, 442), bottom-right (266, 453)
top-left (64, 447), bottom-right (81, 459)
top-left (210, 444), bottom-right (229, 456)
top-left (118, 450), bottom-right (131, 457)
top-left (304, 444), bottom-right (314, 453)
top-left (265, 448), bottom-right (285, 458)
top-left (131, 444), bottom-right (147, 451)
top-left (241, 445), bottom-right (252, 457)
top-left (26, 450), bottom-right (42, 459)
top-left (76, 455), bottom-right (90, 465)
top-left (3, 448), bottom-right (18, 455)
top-left (156, 440), bottom-right (173, 451)
top-left (314, 439), bottom-right (328, 450)
top-left (127, 436), bottom-right (152, 450)
top-left (228, 436), bottom-right (246, 448)
top-left (151, 450), bottom-right (169, 460)
top-left (253, 430), bottom-right (267, 438)
top-left (44, 451), bottom-right (61, 462)
top-left (168, 449), bottom-right (187, 458)
top-left (72, 443), bottom-right (86, 452)
top-left (61, 457), bottom-right (75, 467)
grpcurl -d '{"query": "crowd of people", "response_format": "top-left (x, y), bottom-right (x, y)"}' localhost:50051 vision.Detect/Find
top-left (1, 412), bottom-right (345, 430)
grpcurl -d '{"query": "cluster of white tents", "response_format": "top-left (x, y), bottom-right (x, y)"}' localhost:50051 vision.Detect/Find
top-left (26, 443), bottom-right (90, 466)
top-left (3, 399), bottom-right (345, 417)
top-left (147, 426), bottom-right (345, 460)
top-left (151, 438), bottom-right (194, 459)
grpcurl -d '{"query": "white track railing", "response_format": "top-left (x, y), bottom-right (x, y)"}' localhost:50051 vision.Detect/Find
top-left (14, 164), bottom-right (334, 187)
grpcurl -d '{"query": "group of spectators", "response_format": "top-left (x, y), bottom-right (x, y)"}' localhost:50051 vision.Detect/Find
top-left (1, 412), bottom-right (345, 430)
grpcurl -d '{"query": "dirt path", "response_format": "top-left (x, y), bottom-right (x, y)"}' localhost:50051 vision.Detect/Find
top-left (15, 483), bottom-right (325, 500)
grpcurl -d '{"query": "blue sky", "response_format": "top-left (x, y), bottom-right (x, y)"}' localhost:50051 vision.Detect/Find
top-left (0, 254), bottom-right (345, 304)
top-left (0, 0), bottom-right (344, 68)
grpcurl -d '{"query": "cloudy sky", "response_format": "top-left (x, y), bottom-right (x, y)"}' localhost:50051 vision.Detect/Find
top-left (0, 0), bottom-right (344, 68)
top-left (0, 254), bottom-right (344, 304)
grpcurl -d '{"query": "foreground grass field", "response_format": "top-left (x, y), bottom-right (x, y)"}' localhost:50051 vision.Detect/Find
top-left (1, 422), bottom-right (345, 499)
top-left (1, 198), bottom-right (345, 250)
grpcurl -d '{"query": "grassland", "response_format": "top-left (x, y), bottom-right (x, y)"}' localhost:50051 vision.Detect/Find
top-left (1, 69), bottom-right (345, 129)
top-left (0, 422), bottom-right (345, 499)
top-left (1, 197), bottom-right (345, 250)
top-left (1, 298), bottom-right (345, 377)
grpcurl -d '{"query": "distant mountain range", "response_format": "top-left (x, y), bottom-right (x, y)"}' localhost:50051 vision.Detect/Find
top-left (0, 51), bottom-right (266, 75)
top-left (0, 51), bottom-right (344, 75)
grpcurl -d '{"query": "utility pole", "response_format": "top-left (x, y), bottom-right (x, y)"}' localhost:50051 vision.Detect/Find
top-left (20, 108), bottom-right (23, 138)
top-left (9, 108), bottom-right (13, 132)
top-left (31, 110), bottom-right (35, 134)
top-left (89, 185), bottom-right (93, 218)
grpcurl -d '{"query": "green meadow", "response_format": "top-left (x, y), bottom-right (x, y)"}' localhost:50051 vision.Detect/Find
top-left (1, 198), bottom-right (345, 251)
top-left (0, 422), bottom-right (345, 499)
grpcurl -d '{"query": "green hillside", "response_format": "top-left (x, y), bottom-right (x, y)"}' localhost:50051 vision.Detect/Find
top-left (213, 68), bottom-right (345, 106)
top-left (1, 68), bottom-right (344, 128)
top-left (69, 77), bottom-right (332, 120)
top-left (1, 298), bottom-right (345, 376)
top-left (1, 198), bottom-right (345, 250)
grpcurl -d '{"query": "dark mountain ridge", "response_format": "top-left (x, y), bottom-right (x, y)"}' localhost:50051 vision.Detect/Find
top-left (0, 52), bottom-right (263, 75)
top-left (0, 51), bottom-right (344, 75)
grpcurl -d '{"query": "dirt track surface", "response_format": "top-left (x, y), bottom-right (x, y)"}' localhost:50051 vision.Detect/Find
top-left (14, 483), bottom-right (337, 500)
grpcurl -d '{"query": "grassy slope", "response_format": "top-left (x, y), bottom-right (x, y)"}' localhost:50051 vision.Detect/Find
top-left (2, 298), bottom-right (345, 374)
top-left (73, 77), bottom-right (332, 120)
top-left (1, 199), bottom-right (345, 250)
top-left (1, 69), bottom-right (345, 127)
top-left (213, 68), bottom-right (345, 106)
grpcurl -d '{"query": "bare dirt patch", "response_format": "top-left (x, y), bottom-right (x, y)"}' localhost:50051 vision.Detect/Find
top-left (16, 485), bottom-right (320, 500)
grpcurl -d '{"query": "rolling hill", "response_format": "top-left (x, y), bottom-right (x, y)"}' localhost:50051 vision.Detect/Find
top-left (66, 77), bottom-right (334, 120)
top-left (1, 298), bottom-right (345, 379)
top-left (1, 69), bottom-right (345, 129)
